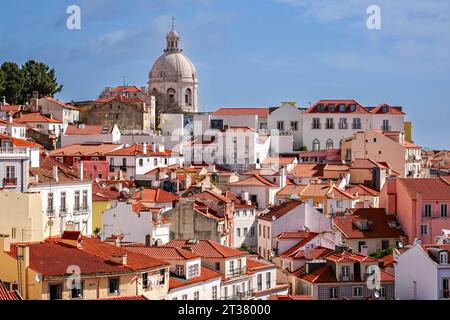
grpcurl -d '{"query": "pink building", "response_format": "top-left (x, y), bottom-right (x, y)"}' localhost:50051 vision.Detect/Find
top-left (380, 177), bottom-right (450, 244)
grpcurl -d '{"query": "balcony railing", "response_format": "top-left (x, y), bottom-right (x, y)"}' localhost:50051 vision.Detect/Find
top-left (311, 123), bottom-right (321, 129)
top-left (339, 274), bottom-right (354, 282)
top-left (60, 206), bottom-right (68, 216)
top-left (2, 177), bottom-right (17, 187)
top-left (381, 125), bottom-right (391, 131)
top-left (0, 147), bottom-right (27, 156)
top-left (46, 207), bottom-right (56, 217)
top-left (325, 124), bottom-right (335, 129)
top-left (81, 204), bottom-right (90, 212)
top-left (226, 267), bottom-right (247, 278)
top-left (222, 289), bottom-right (254, 300)
top-left (73, 204), bottom-right (81, 214)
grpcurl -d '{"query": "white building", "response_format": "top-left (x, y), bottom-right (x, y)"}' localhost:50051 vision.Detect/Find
top-left (302, 100), bottom-right (405, 152)
top-left (257, 200), bottom-right (332, 259)
top-left (102, 201), bottom-right (170, 245)
top-left (0, 117), bottom-right (27, 139)
top-left (107, 143), bottom-right (183, 179)
top-left (29, 96), bottom-right (80, 124)
top-left (395, 241), bottom-right (450, 300)
top-left (27, 160), bottom-right (93, 236)
top-left (232, 201), bottom-right (257, 249)
top-left (267, 102), bottom-right (304, 151)
top-left (61, 124), bottom-right (121, 147)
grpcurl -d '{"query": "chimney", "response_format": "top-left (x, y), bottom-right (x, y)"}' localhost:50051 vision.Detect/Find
top-left (0, 234), bottom-right (11, 252)
top-left (1, 96), bottom-right (5, 105)
top-left (139, 187), bottom-right (144, 199)
top-left (111, 252), bottom-right (128, 265)
top-left (18, 245), bottom-right (30, 268)
top-left (158, 144), bottom-right (165, 153)
top-left (8, 114), bottom-right (13, 123)
top-left (78, 162), bottom-right (84, 180)
top-left (52, 166), bottom-right (59, 182)
top-left (142, 142), bottom-right (147, 155)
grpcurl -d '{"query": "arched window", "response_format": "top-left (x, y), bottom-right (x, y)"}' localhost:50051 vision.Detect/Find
top-left (185, 88), bottom-right (192, 105)
top-left (167, 88), bottom-right (176, 104)
top-left (326, 139), bottom-right (334, 150)
top-left (312, 139), bottom-right (320, 151)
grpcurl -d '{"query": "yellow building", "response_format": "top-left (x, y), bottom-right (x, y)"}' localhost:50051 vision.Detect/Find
top-left (92, 194), bottom-right (113, 236)
top-left (404, 121), bottom-right (412, 143)
top-left (0, 232), bottom-right (170, 300)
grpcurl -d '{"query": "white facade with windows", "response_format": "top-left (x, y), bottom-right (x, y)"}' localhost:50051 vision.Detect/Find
top-left (233, 206), bottom-right (257, 249)
top-left (267, 102), bottom-right (304, 150)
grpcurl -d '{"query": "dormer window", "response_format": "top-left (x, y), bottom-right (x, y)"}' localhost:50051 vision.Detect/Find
top-left (176, 265), bottom-right (184, 276)
top-left (440, 251), bottom-right (448, 264)
top-left (188, 263), bottom-right (200, 278)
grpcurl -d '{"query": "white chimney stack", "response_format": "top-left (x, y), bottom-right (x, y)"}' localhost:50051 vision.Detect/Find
top-left (53, 166), bottom-right (59, 182)
top-left (142, 142), bottom-right (147, 155)
top-left (78, 162), bottom-right (84, 180)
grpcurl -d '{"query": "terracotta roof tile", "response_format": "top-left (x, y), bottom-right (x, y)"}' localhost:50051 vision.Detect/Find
top-left (132, 188), bottom-right (179, 203)
top-left (50, 143), bottom-right (122, 157)
top-left (305, 100), bottom-right (370, 114)
top-left (228, 174), bottom-right (278, 187)
top-left (65, 124), bottom-right (114, 135)
top-left (258, 200), bottom-right (303, 221)
top-left (398, 178), bottom-right (450, 200)
top-left (107, 144), bottom-right (178, 157)
top-left (164, 240), bottom-right (248, 258)
top-left (169, 266), bottom-right (222, 289)
top-left (15, 113), bottom-right (62, 124)
top-left (212, 108), bottom-right (269, 117)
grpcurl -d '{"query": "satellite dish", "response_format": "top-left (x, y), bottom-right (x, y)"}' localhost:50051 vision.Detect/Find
top-left (47, 219), bottom-right (54, 227)
top-left (35, 274), bottom-right (42, 283)
top-left (374, 290), bottom-right (380, 299)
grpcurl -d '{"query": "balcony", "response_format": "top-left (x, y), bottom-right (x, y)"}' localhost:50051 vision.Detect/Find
top-left (73, 204), bottom-right (81, 214)
top-left (60, 206), bottom-right (68, 217)
top-left (0, 147), bottom-right (27, 157)
top-left (222, 289), bottom-right (254, 300)
top-left (226, 267), bottom-right (247, 278)
top-left (2, 177), bottom-right (17, 187)
top-left (381, 125), bottom-right (391, 131)
top-left (46, 207), bottom-right (56, 217)
top-left (339, 274), bottom-right (354, 282)
top-left (81, 204), bottom-right (90, 213)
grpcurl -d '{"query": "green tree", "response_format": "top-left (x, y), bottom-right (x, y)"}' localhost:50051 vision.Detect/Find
top-left (0, 68), bottom-right (5, 94)
top-left (22, 59), bottom-right (63, 99)
top-left (0, 62), bottom-right (25, 104)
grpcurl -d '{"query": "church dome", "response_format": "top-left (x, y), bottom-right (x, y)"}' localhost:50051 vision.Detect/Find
top-left (149, 52), bottom-right (197, 82)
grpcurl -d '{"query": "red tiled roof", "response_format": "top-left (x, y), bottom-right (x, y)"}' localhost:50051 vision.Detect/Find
top-left (292, 163), bottom-right (325, 178)
top-left (107, 144), bottom-right (178, 157)
top-left (332, 208), bottom-right (404, 239)
top-left (275, 231), bottom-right (313, 240)
top-left (109, 86), bottom-right (143, 93)
top-left (6, 236), bottom-right (168, 277)
top-left (65, 124), bottom-right (114, 135)
top-left (346, 184), bottom-right (379, 197)
top-left (279, 233), bottom-right (320, 258)
top-left (398, 178), bottom-right (450, 200)
top-left (350, 158), bottom-right (388, 170)
top-left (305, 100), bottom-right (370, 114)
top-left (246, 259), bottom-right (277, 271)
top-left (262, 156), bottom-right (297, 166)
top-left (212, 108), bottom-right (269, 117)
top-left (258, 200), bottom-right (303, 221)
top-left (369, 104), bottom-right (405, 115)
top-left (287, 246), bottom-right (335, 261)
top-left (44, 97), bottom-right (78, 110)
top-left (15, 113), bottom-right (62, 124)
top-left (0, 105), bottom-right (21, 112)
top-left (169, 266), bottom-right (222, 289)
top-left (50, 143), bottom-right (122, 157)
top-left (0, 133), bottom-right (42, 148)
top-left (132, 188), bottom-right (179, 203)
top-left (194, 189), bottom-right (232, 204)
top-left (124, 244), bottom-right (199, 261)
top-left (228, 174), bottom-right (278, 187)
top-left (326, 251), bottom-right (378, 263)
top-left (164, 240), bottom-right (248, 258)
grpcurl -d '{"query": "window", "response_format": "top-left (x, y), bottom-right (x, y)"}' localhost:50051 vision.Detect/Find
top-left (139, 159), bottom-right (144, 167)
top-left (159, 269), bottom-right (166, 284)
top-left (109, 278), bottom-right (120, 294)
top-left (381, 240), bottom-right (389, 250)
top-left (82, 190), bottom-right (88, 210)
top-left (290, 121), bottom-right (298, 131)
top-left (263, 225), bottom-right (266, 238)
top-left (257, 274), bottom-right (262, 291)
top-left (176, 265), bottom-right (184, 276)
top-left (329, 287), bottom-right (338, 299)
top-left (341, 266), bottom-right (350, 280)
top-left (336, 200), bottom-right (343, 208)
top-left (424, 204), bottom-right (432, 217)
top-left (440, 252), bottom-right (448, 264)
top-left (244, 228), bottom-right (248, 236)
top-left (185, 89), bottom-right (192, 105)
top-left (154, 158), bottom-right (158, 166)
top-left (358, 241), bottom-right (366, 253)
top-left (60, 192), bottom-right (66, 213)
top-left (47, 193), bottom-right (54, 214)
top-left (258, 224), bottom-right (262, 237)
top-left (277, 121), bottom-right (285, 131)
top-left (266, 272), bottom-right (271, 289)
top-left (71, 280), bottom-right (84, 299)
top-left (6, 165), bottom-right (15, 179)
top-left (352, 286), bottom-right (363, 297)
top-left (215, 262), bottom-right (220, 271)
top-left (339, 118), bottom-right (348, 129)
top-left (421, 224), bottom-right (428, 235)
top-left (237, 228), bottom-right (241, 237)
top-left (326, 118), bottom-right (334, 129)
top-left (326, 139), bottom-right (333, 150)
top-left (188, 264), bottom-right (199, 278)
top-left (312, 118), bottom-right (320, 129)
top-left (379, 286), bottom-right (386, 297)
top-left (382, 119), bottom-right (390, 131)
top-left (352, 118), bottom-right (361, 129)
top-left (193, 291), bottom-right (199, 300)
top-left (56, 157), bottom-right (63, 163)
top-left (91, 157), bottom-right (99, 161)
top-left (212, 286), bottom-right (218, 300)
top-left (441, 204), bottom-right (448, 217)
top-left (312, 139), bottom-right (320, 151)
top-left (142, 273), bottom-right (148, 289)
top-left (182, 294), bottom-right (188, 300)
top-left (74, 191), bottom-right (80, 211)
top-left (250, 227), bottom-right (255, 236)
top-left (122, 158), bottom-right (126, 167)
top-left (11, 227), bottom-right (16, 239)
top-left (49, 283), bottom-right (63, 300)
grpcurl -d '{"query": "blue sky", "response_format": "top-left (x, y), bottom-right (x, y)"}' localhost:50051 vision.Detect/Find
top-left (1, 0), bottom-right (449, 148)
